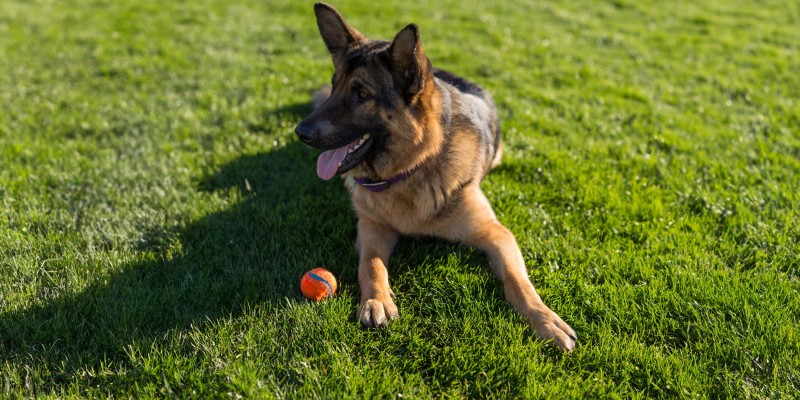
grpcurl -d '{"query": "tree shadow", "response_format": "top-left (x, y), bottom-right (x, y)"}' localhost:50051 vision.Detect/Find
top-left (0, 114), bottom-right (359, 388)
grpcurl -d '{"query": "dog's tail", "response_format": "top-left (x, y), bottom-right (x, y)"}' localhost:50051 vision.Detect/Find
top-left (311, 85), bottom-right (332, 110)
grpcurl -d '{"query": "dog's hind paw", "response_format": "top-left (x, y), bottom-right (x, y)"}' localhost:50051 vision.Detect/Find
top-left (358, 295), bottom-right (399, 328)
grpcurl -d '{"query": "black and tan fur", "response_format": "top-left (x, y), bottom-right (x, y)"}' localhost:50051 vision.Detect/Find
top-left (295, 3), bottom-right (577, 351)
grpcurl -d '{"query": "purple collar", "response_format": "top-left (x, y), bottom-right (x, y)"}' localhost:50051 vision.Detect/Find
top-left (353, 169), bottom-right (414, 192)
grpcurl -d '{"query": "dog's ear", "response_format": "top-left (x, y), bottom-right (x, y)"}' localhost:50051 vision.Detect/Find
top-left (388, 24), bottom-right (431, 105)
top-left (314, 3), bottom-right (365, 66)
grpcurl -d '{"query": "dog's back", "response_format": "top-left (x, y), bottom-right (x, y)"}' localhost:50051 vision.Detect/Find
top-left (433, 69), bottom-right (503, 174)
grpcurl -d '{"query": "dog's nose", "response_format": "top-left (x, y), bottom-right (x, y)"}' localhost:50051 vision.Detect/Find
top-left (294, 120), bottom-right (316, 144)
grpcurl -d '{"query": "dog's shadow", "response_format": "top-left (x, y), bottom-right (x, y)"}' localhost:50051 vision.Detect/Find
top-left (0, 103), bottom-right (525, 389)
top-left (0, 105), bottom-right (362, 386)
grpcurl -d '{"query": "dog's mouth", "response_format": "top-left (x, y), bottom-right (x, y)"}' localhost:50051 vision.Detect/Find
top-left (316, 134), bottom-right (373, 180)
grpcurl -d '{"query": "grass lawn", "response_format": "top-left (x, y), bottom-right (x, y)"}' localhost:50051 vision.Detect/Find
top-left (1, 0), bottom-right (799, 397)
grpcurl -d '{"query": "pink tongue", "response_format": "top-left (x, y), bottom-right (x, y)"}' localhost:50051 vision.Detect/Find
top-left (316, 146), bottom-right (350, 180)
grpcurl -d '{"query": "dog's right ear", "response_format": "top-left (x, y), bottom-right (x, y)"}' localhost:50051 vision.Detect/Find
top-left (314, 3), bottom-right (365, 66)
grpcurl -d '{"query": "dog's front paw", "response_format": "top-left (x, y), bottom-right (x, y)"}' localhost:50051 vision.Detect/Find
top-left (531, 310), bottom-right (578, 352)
top-left (358, 293), bottom-right (399, 328)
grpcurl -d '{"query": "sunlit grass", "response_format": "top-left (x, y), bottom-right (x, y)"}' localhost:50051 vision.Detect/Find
top-left (1, 0), bottom-right (798, 397)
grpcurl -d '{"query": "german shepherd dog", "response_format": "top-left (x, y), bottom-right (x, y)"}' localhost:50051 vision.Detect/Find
top-left (295, 3), bottom-right (577, 351)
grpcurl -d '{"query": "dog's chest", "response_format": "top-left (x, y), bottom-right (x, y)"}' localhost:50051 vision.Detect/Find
top-left (349, 185), bottom-right (444, 236)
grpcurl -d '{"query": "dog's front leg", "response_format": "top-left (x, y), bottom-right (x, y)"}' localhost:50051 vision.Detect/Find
top-left (356, 216), bottom-right (400, 328)
top-left (471, 220), bottom-right (577, 351)
top-left (452, 186), bottom-right (578, 351)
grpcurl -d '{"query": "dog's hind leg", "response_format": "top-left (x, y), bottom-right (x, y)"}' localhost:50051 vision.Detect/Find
top-left (356, 216), bottom-right (400, 328)
top-left (489, 142), bottom-right (503, 170)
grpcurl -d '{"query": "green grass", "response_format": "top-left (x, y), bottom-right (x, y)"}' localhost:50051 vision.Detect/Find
top-left (1, 0), bottom-right (799, 397)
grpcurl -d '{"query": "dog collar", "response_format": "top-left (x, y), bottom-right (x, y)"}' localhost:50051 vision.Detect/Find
top-left (352, 170), bottom-right (414, 192)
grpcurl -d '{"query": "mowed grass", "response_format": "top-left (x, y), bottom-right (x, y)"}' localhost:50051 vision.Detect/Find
top-left (1, 0), bottom-right (798, 397)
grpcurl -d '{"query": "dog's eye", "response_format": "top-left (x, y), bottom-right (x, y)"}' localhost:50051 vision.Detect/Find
top-left (358, 90), bottom-right (369, 100)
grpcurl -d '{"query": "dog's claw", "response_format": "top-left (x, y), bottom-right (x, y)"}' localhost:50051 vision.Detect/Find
top-left (358, 296), bottom-right (399, 328)
top-left (533, 313), bottom-right (578, 352)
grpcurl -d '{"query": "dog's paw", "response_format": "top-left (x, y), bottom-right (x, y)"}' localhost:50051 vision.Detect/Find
top-left (358, 294), bottom-right (399, 329)
top-left (532, 311), bottom-right (578, 352)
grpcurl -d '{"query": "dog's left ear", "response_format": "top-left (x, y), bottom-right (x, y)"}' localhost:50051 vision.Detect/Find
top-left (388, 24), bottom-right (431, 105)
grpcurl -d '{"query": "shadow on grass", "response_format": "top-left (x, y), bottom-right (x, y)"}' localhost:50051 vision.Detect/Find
top-left (0, 101), bottom-right (525, 392)
top-left (0, 112), bottom-right (361, 387)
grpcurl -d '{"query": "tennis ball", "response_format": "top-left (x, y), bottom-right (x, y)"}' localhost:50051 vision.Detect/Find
top-left (300, 268), bottom-right (337, 301)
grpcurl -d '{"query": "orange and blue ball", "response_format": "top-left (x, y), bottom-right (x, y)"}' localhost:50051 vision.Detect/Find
top-left (300, 268), bottom-right (337, 301)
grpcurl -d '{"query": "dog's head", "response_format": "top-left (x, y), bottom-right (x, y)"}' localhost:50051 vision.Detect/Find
top-left (295, 3), bottom-right (439, 181)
